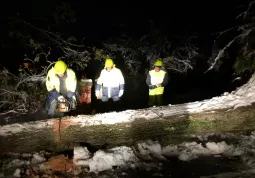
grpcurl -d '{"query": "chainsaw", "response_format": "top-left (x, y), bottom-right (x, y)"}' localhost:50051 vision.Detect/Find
top-left (57, 97), bottom-right (71, 113)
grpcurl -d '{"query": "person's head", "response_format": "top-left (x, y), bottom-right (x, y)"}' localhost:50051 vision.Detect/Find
top-left (54, 60), bottom-right (67, 77)
top-left (154, 59), bottom-right (163, 72)
top-left (104, 58), bottom-right (114, 71)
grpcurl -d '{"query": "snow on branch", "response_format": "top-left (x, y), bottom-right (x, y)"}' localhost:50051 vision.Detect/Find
top-left (102, 34), bottom-right (198, 76)
top-left (162, 57), bottom-right (193, 73)
top-left (12, 19), bottom-right (199, 76)
top-left (11, 19), bottom-right (93, 72)
top-left (1, 19), bottom-right (96, 119)
top-left (207, 0), bottom-right (255, 73)
top-left (0, 68), bottom-right (47, 119)
top-left (206, 28), bottom-right (252, 72)
top-left (24, 21), bottom-right (92, 71)
top-left (236, 0), bottom-right (255, 20)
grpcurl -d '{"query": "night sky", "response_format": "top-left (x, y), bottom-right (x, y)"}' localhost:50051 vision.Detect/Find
top-left (0, 0), bottom-right (250, 71)
top-left (0, 0), bottom-right (249, 71)
top-left (0, 0), bottom-right (249, 38)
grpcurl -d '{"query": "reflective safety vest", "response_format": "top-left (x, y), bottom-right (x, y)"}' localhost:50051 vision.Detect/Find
top-left (46, 68), bottom-right (77, 93)
top-left (149, 70), bottom-right (166, 96)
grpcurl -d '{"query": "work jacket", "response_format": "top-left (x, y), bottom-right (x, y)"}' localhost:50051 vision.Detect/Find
top-left (46, 68), bottom-right (77, 108)
top-left (46, 68), bottom-right (77, 93)
top-left (96, 67), bottom-right (124, 98)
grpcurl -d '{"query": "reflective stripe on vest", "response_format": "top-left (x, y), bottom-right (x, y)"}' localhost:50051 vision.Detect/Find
top-left (149, 70), bottom-right (166, 96)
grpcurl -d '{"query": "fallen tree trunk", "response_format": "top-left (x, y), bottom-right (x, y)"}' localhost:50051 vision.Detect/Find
top-left (1, 103), bottom-right (255, 155)
top-left (1, 74), bottom-right (255, 155)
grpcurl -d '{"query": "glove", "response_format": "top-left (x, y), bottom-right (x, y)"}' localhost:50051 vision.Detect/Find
top-left (156, 83), bottom-right (162, 87)
top-left (119, 90), bottom-right (124, 97)
top-left (149, 85), bottom-right (157, 89)
top-left (95, 90), bottom-right (100, 98)
top-left (58, 95), bottom-right (65, 101)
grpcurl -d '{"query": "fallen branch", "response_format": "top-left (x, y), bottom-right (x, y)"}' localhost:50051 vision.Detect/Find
top-left (0, 68), bottom-right (47, 118)
top-left (0, 104), bottom-right (28, 116)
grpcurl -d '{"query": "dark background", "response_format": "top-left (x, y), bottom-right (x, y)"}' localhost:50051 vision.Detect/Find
top-left (0, 0), bottom-right (252, 111)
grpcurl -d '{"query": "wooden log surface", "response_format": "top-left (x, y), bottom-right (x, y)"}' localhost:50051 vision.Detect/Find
top-left (1, 102), bottom-right (255, 155)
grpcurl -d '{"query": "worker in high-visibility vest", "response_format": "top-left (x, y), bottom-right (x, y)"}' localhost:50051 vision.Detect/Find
top-left (45, 60), bottom-right (77, 117)
top-left (146, 59), bottom-right (169, 106)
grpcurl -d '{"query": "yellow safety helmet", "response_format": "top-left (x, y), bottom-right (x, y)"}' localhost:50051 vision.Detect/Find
top-left (105, 58), bottom-right (114, 68)
top-left (54, 60), bottom-right (67, 74)
top-left (154, 59), bottom-right (163, 67)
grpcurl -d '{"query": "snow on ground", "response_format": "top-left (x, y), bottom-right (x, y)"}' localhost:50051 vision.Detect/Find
top-left (2, 131), bottom-right (255, 177)
top-left (1, 75), bottom-right (255, 137)
top-left (71, 131), bottom-right (255, 173)
top-left (0, 132), bottom-right (255, 177)
top-left (74, 146), bottom-right (136, 173)
top-left (83, 132), bottom-right (255, 175)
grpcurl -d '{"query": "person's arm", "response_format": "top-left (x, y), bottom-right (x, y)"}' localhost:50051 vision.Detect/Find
top-left (118, 69), bottom-right (125, 97)
top-left (118, 69), bottom-right (125, 90)
top-left (95, 70), bottom-right (104, 91)
top-left (146, 73), bottom-right (151, 86)
top-left (161, 72), bottom-right (169, 87)
top-left (46, 69), bottom-right (61, 99)
top-left (46, 69), bottom-right (55, 92)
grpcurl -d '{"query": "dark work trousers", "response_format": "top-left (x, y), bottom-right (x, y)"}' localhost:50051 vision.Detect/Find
top-left (95, 98), bottom-right (123, 113)
top-left (148, 94), bottom-right (163, 107)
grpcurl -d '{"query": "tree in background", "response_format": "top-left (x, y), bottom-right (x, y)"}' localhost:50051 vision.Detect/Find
top-left (4, 0), bottom-right (253, 118)
top-left (207, 0), bottom-right (255, 78)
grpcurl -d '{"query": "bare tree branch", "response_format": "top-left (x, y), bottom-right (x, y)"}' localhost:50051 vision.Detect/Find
top-left (207, 27), bottom-right (253, 73)
top-left (236, 0), bottom-right (255, 20)
top-left (0, 68), bottom-right (47, 119)
top-left (0, 104), bottom-right (28, 116)
top-left (207, 0), bottom-right (255, 73)
top-left (103, 34), bottom-right (198, 76)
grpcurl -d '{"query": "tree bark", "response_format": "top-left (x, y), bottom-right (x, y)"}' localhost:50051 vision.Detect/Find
top-left (1, 103), bottom-right (255, 155)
